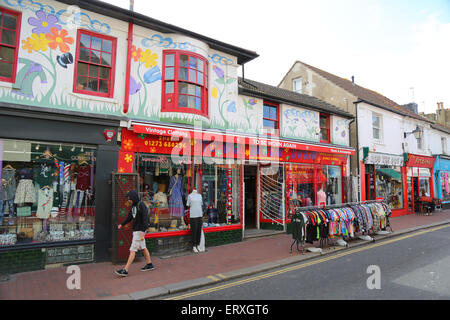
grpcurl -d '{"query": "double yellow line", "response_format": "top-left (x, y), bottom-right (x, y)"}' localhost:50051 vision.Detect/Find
top-left (165, 224), bottom-right (450, 300)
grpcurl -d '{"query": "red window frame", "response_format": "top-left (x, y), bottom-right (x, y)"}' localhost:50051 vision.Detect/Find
top-left (0, 7), bottom-right (21, 83)
top-left (73, 29), bottom-right (117, 98)
top-left (262, 101), bottom-right (280, 136)
top-left (319, 113), bottom-right (330, 143)
top-left (161, 50), bottom-right (209, 117)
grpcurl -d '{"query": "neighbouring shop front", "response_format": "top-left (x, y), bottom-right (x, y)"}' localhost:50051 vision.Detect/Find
top-left (404, 153), bottom-right (436, 213)
top-left (0, 106), bottom-right (120, 274)
top-left (116, 123), bottom-right (353, 258)
top-left (361, 149), bottom-right (406, 216)
top-left (433, 155), bottom-right (450, 208)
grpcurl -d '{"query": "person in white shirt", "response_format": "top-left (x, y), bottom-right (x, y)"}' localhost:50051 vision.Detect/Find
top-left (187, 189), bottom-right (203, 253)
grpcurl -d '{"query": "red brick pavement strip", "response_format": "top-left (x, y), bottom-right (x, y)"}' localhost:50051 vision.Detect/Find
top-left (1, 210), bottom-right (450, 300)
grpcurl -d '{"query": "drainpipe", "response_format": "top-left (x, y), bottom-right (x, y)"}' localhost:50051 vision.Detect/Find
top-left (123, 3), bottom-right (134, 114)
top-left (354, 99), bottom-right (362, 201)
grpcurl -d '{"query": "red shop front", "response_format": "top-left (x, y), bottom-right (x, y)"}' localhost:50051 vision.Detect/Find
top-left (117, 123), bottom-right (354, 244)
top-left (404, 153), bottom-right (436, 214)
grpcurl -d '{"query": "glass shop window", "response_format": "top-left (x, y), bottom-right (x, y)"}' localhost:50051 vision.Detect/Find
top-left (375, 165), bottom-right (403, 209)
top-left (195, 159), bottom-right (241, 227)
top-left (136, 153), bottom-right (192, 233)
top-left (440, 171), bottom-right (450, 201)
top-left (0, 139), bottom-right (96, 247)
top-left (321, 165), bottom-right (342, 206)
top-left (286, 164), bottom-right (316, 208)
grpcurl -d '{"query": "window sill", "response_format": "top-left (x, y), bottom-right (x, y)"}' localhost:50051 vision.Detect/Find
top-left (0, 81), bottom-right (13, 89)
top-left (69, 91), bottom-right (119, 105)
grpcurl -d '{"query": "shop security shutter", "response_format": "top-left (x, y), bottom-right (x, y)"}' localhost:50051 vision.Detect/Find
top-left (111, 172), bottom-right (139, 264)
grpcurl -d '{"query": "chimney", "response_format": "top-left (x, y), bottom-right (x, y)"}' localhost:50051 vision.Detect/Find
top-left (351, 76), bottom-right (354, 85)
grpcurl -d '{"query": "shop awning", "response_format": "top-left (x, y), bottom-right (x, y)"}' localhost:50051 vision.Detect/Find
top-left (376, 168), bottom-right (401, 181)
top-left (128, 122), bottom-right (355, 156)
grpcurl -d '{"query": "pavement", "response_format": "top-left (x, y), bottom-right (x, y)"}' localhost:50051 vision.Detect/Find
top-left (1, 210), bottom-right (450, 300)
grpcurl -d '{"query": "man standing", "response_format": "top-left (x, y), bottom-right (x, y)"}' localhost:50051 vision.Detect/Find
top-left (115, 190), bottom-right (154, 277)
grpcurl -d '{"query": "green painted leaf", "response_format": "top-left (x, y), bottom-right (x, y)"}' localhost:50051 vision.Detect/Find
top-left (215, 78), bottom-right (225, 85)
top-left (226, 78), bottom-right (236, 84)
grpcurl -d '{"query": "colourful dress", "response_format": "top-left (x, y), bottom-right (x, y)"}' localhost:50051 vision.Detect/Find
top-left (168, 175), bottom-right (184, 217)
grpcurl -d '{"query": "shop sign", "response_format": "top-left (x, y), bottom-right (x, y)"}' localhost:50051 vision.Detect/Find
top-left (406, 154), bottom-right (435, 168)
top-left (364, 152), bottom-right (404, 166)
top-left (131, 125), bottom-right (355, 156)
top-left (104, 129), bottom-right (116, 142)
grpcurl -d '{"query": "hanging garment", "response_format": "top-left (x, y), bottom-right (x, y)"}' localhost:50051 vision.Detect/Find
top-left (14, 179), bottom-right (36, 204)
top-left (1, 168), bottom-right (16, 201)
top-left (168, 175), bottom-right (184, 217)
top-left (76, 165), bottom-right (91, 191)
top-left (36, 188), bottom-right (53, 219)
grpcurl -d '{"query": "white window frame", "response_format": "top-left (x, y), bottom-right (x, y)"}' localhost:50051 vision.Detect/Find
top-left (372, 112), bottom-right (382, 142)
top-left (293, 77), bottom-right (302, 94)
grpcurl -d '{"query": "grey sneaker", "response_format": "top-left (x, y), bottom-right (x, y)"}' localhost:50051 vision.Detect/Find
top-left (141, 263), bottom-right (155, 271)
top-left (115, 268), bottom-right (128, 277)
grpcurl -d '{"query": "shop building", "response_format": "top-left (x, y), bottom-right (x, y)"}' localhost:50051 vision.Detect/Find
top-left (277, 61), bottom-right (450, 216)
top-left (433, 155), bottom-right (450, 208)
top-left (115, 77), bottom-right (354, 258)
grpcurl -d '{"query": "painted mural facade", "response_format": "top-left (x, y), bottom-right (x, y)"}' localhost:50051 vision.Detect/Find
top-left (0, 0), bottom-right (350, 148)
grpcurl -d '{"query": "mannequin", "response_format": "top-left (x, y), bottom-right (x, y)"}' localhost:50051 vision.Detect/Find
top-left (187, 189), bottom-right (203, 253)
top-left (317, 186), bottom-right (326, 207)
top-left (168, 168), bottom-right (184, 217)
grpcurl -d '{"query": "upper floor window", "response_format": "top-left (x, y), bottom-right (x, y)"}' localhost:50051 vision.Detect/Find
top-left (372, 113), bottom-right (382, 141)
top-left (73, 29), bottom-right (116, 98)
top-left (0, 7), bottom-right (21, 83)
top-left (162, 50), bottom-right (209, 117)
top-left (263, 101), bottom-right (279, 136)
top-left (320, 113), bottom-right (330, 143)
top-left (293, 77), bottom-right (302, 94)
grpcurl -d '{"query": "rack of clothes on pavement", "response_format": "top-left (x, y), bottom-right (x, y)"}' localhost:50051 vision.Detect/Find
top-left (289, 200), bottom-right (393, 254)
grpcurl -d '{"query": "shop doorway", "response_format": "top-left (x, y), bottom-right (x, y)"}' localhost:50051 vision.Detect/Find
top-left (244, 165), bottom-right (258, 229)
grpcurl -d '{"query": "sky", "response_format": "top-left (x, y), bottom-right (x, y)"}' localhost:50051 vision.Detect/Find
top-left (105, 0), bottom-right (450, 114)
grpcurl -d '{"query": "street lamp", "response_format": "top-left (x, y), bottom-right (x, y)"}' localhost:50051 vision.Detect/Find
top-left (404, 125), bottom-right (422, 139)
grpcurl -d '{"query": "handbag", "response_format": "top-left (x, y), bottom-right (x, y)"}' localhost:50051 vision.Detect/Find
top-left (18, 219), bottom-right (34, 239)
top-left (17, 206), bottom-right (32, 217)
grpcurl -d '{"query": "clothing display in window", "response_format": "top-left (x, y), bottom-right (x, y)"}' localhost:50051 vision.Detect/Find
top-left (16, 168), bottom-right (36, 205)
top-left (1, 167), bottom-right (16, 201)
top-left (76, 164), bottom-right (91, 191)
top-left (168, 172), bottom-right (184, 217)
top-left (36, 187), bottom-right (53, 219)
top-left (0, 139), bottom-right (97, 248)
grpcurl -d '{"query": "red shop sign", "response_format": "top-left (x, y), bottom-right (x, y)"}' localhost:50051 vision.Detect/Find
top-left (406, 154), bottom-right (435, 168)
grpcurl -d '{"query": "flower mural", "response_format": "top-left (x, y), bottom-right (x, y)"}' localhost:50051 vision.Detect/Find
top-left (129, 45), bottom-right (161, 116)
top-left (131, 45), bottom-right (142, 62)
top-left (283, 108), bottom-right (319, 141)
top-left (14, 10), bottom-right (74, 103)
top-left (212, 65), bottom-right (236, 128)
top-left (46, 28), bottom-right (73, 53)
top-left (28, 10), bottom-right (61, 34)
top-left (242, 98), bottom-right (258, 130)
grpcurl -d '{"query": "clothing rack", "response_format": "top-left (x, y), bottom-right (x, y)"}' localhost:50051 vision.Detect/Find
top-left (289, 200), bottom-right (393, 254)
